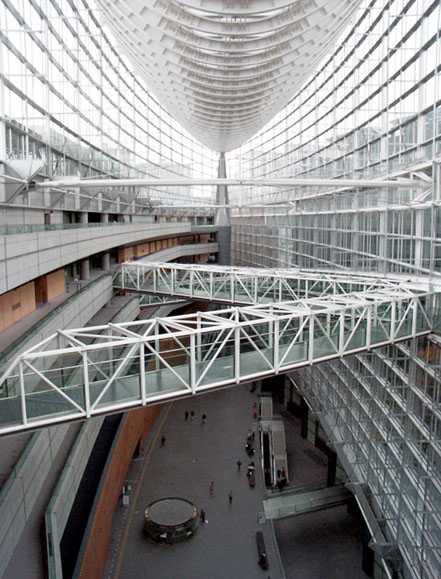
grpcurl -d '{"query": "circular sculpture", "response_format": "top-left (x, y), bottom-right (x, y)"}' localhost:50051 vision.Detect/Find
top-left (143, 498), bottom-right (199, 544)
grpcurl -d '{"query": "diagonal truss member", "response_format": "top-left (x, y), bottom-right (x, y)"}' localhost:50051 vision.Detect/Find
top-left (0, 263), bottom-right (439, 436)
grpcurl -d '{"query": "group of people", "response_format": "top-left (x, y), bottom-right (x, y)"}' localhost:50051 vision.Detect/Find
top-left (184, 410), bottom-right (206, 423)
top-left (198, 480), bottom-right (233, 525)
top-left (245, 430), bottom-right (255, 457)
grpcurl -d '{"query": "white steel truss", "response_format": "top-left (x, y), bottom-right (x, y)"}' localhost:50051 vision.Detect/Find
top-left (0, 265), bottom-right (438, 436)
top-left (115, 261), bottom-right (435, 305)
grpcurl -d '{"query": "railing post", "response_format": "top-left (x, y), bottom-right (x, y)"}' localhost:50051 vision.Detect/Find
top-left (339, 310), bottom-right (345, 355)
top-left (235, 318), bottom-right (240, 382)
top-left (390, 300), bottom-right (396, 341)
top-left (366, 305), bottom-right (372, 349)
top-left (140, 342), bottom-right (146, 404)
top-left (412, 298), bottom-right (418, 336)
top-left (274, 319), bottom-right (279, 373)
top-left (308, 315), bottom-right (314, 363)
top-left (82, 351), bottom-right (91, 416)
top-left (197, 313), bottom-right (202, 364)
top-left (190, 333), bottom-right (196, 393)
top-left (18, 361), bottom-right (28, 426)
top-left (155, 321), bottom-right (160, 371)
top-left (231, 271), bottom-right (235, 303)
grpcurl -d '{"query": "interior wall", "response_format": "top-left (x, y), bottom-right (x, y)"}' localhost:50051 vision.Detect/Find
top-left (0, 281), bottom-right (35, 331)
top-left (77, 405), bottom-right (162, 579)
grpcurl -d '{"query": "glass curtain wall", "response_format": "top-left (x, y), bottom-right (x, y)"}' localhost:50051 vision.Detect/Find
top-left (229, 0), bottom-right (441, 275)
top-left (228, 1), bottom-right (441, 578)
top-left (0, 0), bottom-right (218, 207)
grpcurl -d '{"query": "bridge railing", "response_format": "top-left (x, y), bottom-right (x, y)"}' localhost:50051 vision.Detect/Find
top-left (0, 288), bottom-right (435, 436)
top-left (115, 261), bottom-right (431, 305)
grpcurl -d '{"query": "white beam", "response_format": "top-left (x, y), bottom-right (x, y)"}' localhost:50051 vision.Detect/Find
top-left (38, 177), bottom-right (429, 190)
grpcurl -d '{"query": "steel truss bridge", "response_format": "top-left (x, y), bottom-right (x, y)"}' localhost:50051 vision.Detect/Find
top-left (0, 263), bottom-right (439, 436)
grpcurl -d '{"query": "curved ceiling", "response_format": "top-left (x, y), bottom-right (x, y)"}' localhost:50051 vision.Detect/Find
top-left (96, 0), bottom-right (361, 152)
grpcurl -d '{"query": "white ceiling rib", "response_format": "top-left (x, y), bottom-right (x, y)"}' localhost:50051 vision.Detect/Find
top-left (97, 0), bottom-right (361, 152)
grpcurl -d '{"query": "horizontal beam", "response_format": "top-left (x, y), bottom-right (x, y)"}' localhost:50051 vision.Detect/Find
top-left (37, 177), bottom-right (429, 190)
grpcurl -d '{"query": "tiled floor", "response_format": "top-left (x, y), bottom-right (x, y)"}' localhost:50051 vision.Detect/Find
top-left (105, 383), bottom-right (369, 579)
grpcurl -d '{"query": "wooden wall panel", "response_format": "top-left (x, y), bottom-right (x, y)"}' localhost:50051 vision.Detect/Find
top-left (0, 282), bottom-right (36, 331)
top-left (78, 405), bottom-right (162, 579)
top-left (46, 269), bottom-right (66, 301)
top-left (118, 247), bottom-right (135, 263)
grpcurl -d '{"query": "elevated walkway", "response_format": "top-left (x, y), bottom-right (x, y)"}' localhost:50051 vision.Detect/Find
top-left (115, 261), bottom-right (432, 305)
top-left (0, 264), bottom-right (438, 436)
top-left (263, 485), bottom-right (352, 520)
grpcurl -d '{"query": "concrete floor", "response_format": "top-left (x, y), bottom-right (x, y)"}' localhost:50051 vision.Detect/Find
top-left (104, 383), bottom-right (370, 579)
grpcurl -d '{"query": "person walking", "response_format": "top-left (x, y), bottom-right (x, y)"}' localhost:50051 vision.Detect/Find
top-left (199, 508), bottom-right (206, 523)
top-left (209, 481), bottom-right (214, 496)
top-left (228, 491), bottom-right (233, 504)
top-left (185, 410), bottom-right (189, 421)
top-left (236, 459), bottom-right (242, 471)
top-left (161, 435), bottom-right (166, 446)
top-left (190, 410), bottom-right (195, 421)
top-left (202, 413), bottom-right (207, 424)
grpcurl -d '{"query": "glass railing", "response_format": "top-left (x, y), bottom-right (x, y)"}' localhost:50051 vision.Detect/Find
top-left (0, 297), bottom-right (433, 433)
top-left (0, 221), bottom-right (217, 236)
top-left (0, 221), bottom-right (152, 235)
top-left (190, 224), bottom-right (217, 232)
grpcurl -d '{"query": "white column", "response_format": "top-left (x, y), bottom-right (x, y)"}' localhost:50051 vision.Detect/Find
top-left (80, 259), bottom-right (90, 280)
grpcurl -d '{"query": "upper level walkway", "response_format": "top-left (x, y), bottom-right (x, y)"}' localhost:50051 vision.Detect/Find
top-left (0, 263), bottom-right (439, 436)
top-left (114, 261), bottom-right (430, 305)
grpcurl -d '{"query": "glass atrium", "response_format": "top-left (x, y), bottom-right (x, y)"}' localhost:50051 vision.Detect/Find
top-left (0, 1), bottom-right (440, 578)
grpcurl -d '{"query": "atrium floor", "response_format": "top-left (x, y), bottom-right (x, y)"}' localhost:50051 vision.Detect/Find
top-left (104, 383), bottom-right (369, 579)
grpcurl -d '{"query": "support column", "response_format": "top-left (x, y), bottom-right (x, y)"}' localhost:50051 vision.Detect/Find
top-left (80, 259), bottom-right (90, 280)
top-left (362, 527), bottom-right (375, 577)
top-left (215, 152), bottom-right (231, 265)
top-left (79, 212), bottom-right (88, 224)
top-left (102, 252), bottom-right (110, 271)
top-left (300, 396), bottom-right (309, 439)
top-left (326, 448), bottom-right (337, 487)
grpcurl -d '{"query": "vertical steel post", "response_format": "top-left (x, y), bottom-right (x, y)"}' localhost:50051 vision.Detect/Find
top-left (190, 333), bottom-right (196, 393)
top-left (390, 301), bottom-right (396, 341)
top-left (235, 313), bottom-right (240, 382)
top-left (274, 319), bottom-right (279, 373)
top-left (366, 305), bottom-right (372, 349)
top-left (339, 310), bottom-right (345, 355)
top-left (309, 316), bottom-right (314, 363)
top-left (18, 361), bottom-right (28, 426)
top-left (140, 342), bottom-right (146, 404)
top-left (82, 351), bottom-right (91, 416)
